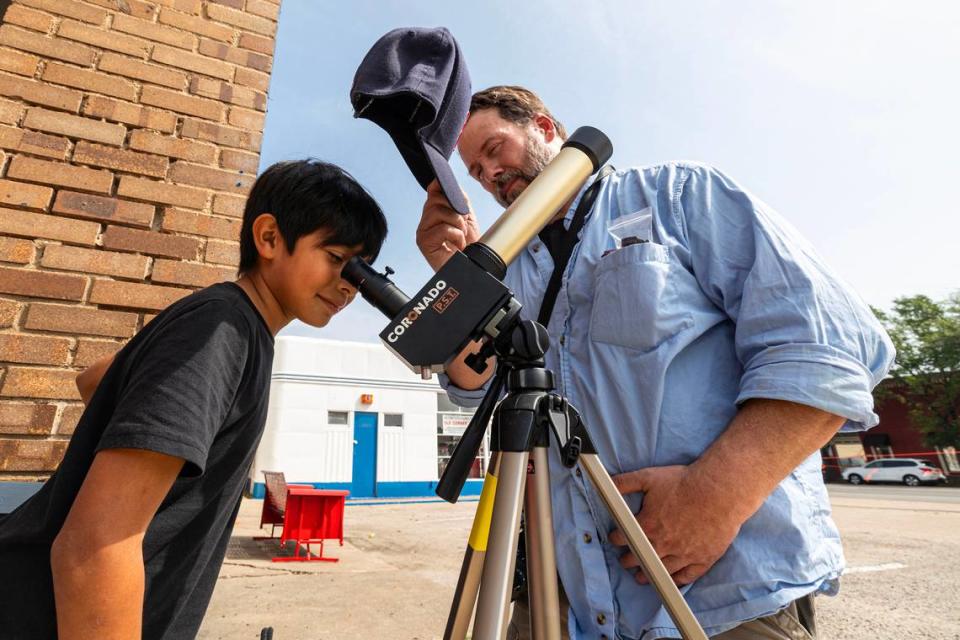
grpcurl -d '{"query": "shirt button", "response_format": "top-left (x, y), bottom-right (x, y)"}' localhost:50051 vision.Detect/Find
top-left (532, 244), bottom-right (541, 252)
top-left (575, 467), bottom-right (582, 477)
top-left (583, 532), bottom-right (592, 543)
top-left (597, 613), bottom-right (606, 625)
top-left (559, 335), bottom-right (566, 345)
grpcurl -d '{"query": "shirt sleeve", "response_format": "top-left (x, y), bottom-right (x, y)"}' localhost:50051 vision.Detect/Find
top-left (97, 300), bottom-right (251, 476)
top-left (438, 372), bottom-right (491, 408)
top-left (673, 164), bottom-right (895, 430)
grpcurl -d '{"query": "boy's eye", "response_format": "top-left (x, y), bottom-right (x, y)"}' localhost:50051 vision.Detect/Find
top-left (326, 251), bottom-right (344, 264)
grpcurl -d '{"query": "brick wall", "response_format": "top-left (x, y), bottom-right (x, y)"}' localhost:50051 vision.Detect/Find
top-left (0, 0), bottom-right (281, 478)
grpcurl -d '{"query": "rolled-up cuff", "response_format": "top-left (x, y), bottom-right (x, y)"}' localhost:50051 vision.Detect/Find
top-left (438, 372), bottom-right (490, 408)
top-left (736, 343), bottom-right (880, 431)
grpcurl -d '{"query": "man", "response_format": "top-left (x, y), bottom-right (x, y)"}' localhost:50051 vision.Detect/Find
top-left (416, 86), bottom-right (894, 639)
top-left (0, 160), bottom-right (388, 639)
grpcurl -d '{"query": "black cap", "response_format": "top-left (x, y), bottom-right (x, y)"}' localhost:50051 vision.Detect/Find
top-left (351, 27), bottom-right (472, 214)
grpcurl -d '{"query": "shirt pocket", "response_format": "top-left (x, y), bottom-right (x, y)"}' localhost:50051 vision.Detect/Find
top-left (588, 242), bottom-right (692, 352)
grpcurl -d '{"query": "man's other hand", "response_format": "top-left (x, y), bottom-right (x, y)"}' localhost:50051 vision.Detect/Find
top-left (609, 465), bottom-right (744, 587)
top-left (416, 180), bottom-right (480, 271)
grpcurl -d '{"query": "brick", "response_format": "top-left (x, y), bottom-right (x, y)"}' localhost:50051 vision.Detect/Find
top-left (82, 95), bottom-right (177, 133)
top-left (112, 14), bottom-right (196, 50)
top-left (57, 19), bottom-right (150, 58)
top-left (208, 0), bottom-right (244, 9)
top-left (0, 179), bottom-right (53, 210)
top-left (0, 438), bottom-right (68, 470)
top-left (190, 77), bottom-right (265, 110)
top-left (238, 31), bottom-right (275, 55)
top-left (4, 5), bottom-right (55, 34)
top-left (25, 302), bottom-right (138, 337)
top-left (140, 85), bottom-right (225, 121)
top-left (212, 192), bottom-right (245, 217)
top-left (155, 0), bottom-right (202, 14)
top-left (0, 266), bottom-right (87, 301)
top-left (169, 161), bottom-right (253, 194)
top-left (0, 98), bottom-right (23, 125)
top-left (0, 25), bottom-right (96, 66)
top-left (219, 148), bottom-right (258, 173)
top-left (151, 44), bottom-right (234, 81)
top-left (102, 225), bottom-right (201, 259)
top-left (0, 125), bottom-right (70, 160)
top-left (245, 1), bottom-right (280, 22)
top-left (0, 334), bottom-right (72, 365)
top-left (0, 47), bottom-right (39, 76)
top-left (23, 107), bottom-right (125, 145)
top-left (8, 156), bottom-right (114, 194)
top-left (98, 52), bottom-right (186, 90)
top-left (204, 239), bottom-right (238, 266)
top-left (41, 244), bottom-right (149, 279)
top-left (152, 258), bottom-right (233, 287)
top-left (74, 338), bottom-right (122, 367)
top-left (73, 140), bottom-right (168, 178)
top-left (198, 38), bottom-right (270, 71)
top-left (0, 402), bottom-right (56, 435)
top-left (53, 190), bottom-right (155, 227)
top-left (158, 7), bottom-right (234, 42)
top-left (0, 208), bottom-right (100, 245)
top-left (161, 207), bottom-right (240, 240)
top-left (206, 4), bottom-right (276, 36)
top-left (0, 236), bottom-right (34, 264)
top-left (117, 176), bottom-right (208, 209)
top-left (234, 66), bottom-right (269, 92)
top-left (181, 118), bottom-right (261, 151)
top-left (128, 130), bottom-right (217, 163)
top-left (0, 73), bottom-right (83, 112)
top-left (42, 62), bottom-right (138, 101)
top-left (0, 298), bottom-right (20, 328)
top-left (84, 0), bottom-right (157, 21)
top-left (228, 105), bottom-right (265, 130)
top-left (16, 0), bottom-right (107, 25)
top-left (57, 403), bottom-right (85, 435)
top-left (89, 278), bottom-right (190, 311)
top-left (1, 367), bottom-right (80, 400)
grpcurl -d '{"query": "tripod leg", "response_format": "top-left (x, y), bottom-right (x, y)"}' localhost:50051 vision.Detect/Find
top-left (579, 454), bottom-right (708, 640)
top-left (444, 452), bottom-right (501, 640)
top-left (524, 445), bottom-right (562, 640)
top-left (473, 451), bottom-right (529, 640)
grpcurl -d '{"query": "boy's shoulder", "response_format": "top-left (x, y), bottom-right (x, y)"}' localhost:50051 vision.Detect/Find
top-left (151, 281), bottom-right (268, 338)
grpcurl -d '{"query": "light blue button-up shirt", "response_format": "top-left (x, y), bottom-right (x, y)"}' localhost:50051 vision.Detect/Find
top-left (442, 163), bottom-right (894, 639)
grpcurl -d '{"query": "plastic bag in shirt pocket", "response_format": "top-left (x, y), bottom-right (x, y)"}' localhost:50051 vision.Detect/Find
top-left (589, 241), bottom-right (693, 352)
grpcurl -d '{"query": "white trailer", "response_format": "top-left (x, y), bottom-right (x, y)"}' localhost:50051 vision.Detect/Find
top-left (249, 336), bottom-right (485, 499)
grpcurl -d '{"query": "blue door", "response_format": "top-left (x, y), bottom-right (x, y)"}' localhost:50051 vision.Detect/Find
top-left (352, 412), bottom-right (378, 497)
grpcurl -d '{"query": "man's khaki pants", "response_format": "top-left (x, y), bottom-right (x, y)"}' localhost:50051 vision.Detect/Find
top-left (507, 587), bottom-right (817, 640)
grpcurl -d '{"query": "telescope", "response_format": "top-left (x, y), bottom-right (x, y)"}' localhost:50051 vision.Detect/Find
top-left (343, 126), bottom-right (611, 379)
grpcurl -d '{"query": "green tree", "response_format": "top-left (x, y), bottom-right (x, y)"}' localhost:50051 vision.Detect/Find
top-left (872, 294), bottom-right (960, 448)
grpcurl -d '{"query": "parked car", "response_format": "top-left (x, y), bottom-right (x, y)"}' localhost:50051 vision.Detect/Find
top-left (841, 458), bottom-right (948, 486)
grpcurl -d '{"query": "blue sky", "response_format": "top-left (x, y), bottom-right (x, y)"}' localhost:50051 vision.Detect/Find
top-left (259, 1), bottom-right (960, 343)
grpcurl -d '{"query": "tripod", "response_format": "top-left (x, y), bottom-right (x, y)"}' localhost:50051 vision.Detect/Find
top-left (441, 320), bottom-right (708, 640)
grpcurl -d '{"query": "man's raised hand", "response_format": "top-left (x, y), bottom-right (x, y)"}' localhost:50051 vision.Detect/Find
top-left (416, 180), bottom-right (480, 271)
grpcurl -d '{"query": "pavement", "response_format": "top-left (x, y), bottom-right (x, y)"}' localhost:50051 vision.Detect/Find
top-left (198, 484), bottom-right (960, 640)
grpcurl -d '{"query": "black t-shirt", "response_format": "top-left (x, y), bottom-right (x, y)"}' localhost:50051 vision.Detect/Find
top-left (0, 282), bottom-right (274, 640)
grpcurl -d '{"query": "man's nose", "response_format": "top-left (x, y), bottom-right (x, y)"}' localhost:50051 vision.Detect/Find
top-left (480, 162), bottom-right (502, 188)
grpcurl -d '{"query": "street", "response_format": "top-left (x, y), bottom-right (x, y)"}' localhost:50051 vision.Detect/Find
top-left (198, 484), bottom-right (960, 639)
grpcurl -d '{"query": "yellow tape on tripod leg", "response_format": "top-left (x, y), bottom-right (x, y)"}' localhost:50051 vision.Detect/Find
top-left (468, 473), bottom-right (498, 551)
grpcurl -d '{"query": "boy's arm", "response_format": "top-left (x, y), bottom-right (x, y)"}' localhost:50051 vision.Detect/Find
top-left (76, 354), bottom-right (115, 405)
top-left (50, 448), bottom-right (184, 639)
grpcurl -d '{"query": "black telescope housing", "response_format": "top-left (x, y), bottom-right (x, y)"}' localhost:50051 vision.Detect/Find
top-left (343, 127), bottom-right (612, 501)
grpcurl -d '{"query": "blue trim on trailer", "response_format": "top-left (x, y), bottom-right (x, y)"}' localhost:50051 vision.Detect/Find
top-left (250, 478), bottom-right (485, 500)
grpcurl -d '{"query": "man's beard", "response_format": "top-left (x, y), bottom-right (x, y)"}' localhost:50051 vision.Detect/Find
top-left (493, 132), bottom-right (555, 207)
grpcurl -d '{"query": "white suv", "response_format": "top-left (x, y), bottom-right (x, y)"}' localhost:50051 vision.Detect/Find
top-left (842, 458), bottom-right (948, 486)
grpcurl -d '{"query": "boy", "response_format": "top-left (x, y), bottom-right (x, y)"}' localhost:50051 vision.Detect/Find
top-left (0, 160), bottom-right (388, 639)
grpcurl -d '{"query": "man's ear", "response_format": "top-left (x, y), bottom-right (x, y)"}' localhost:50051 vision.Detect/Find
top-left (252, 213), bottom-right (283, 261)
top-left (533, 114), bottom-right (557, 143)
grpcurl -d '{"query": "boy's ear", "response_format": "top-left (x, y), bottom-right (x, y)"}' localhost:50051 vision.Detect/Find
top-left (252, 213), bottom-right (283, 261)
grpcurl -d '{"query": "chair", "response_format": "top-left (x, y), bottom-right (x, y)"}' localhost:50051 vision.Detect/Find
top-left (256, 471), bottom-right (311, 540)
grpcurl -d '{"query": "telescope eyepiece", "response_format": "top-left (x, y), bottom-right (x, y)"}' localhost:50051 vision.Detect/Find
top-left (343, 256), bottom-right (410, 319)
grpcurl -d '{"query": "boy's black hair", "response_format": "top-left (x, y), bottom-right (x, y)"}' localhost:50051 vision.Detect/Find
top-left (238, 159), bottom-right (388, 274)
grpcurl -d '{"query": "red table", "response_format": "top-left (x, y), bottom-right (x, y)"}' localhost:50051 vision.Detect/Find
top-left (272, 487), bottom-right (348, 562)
